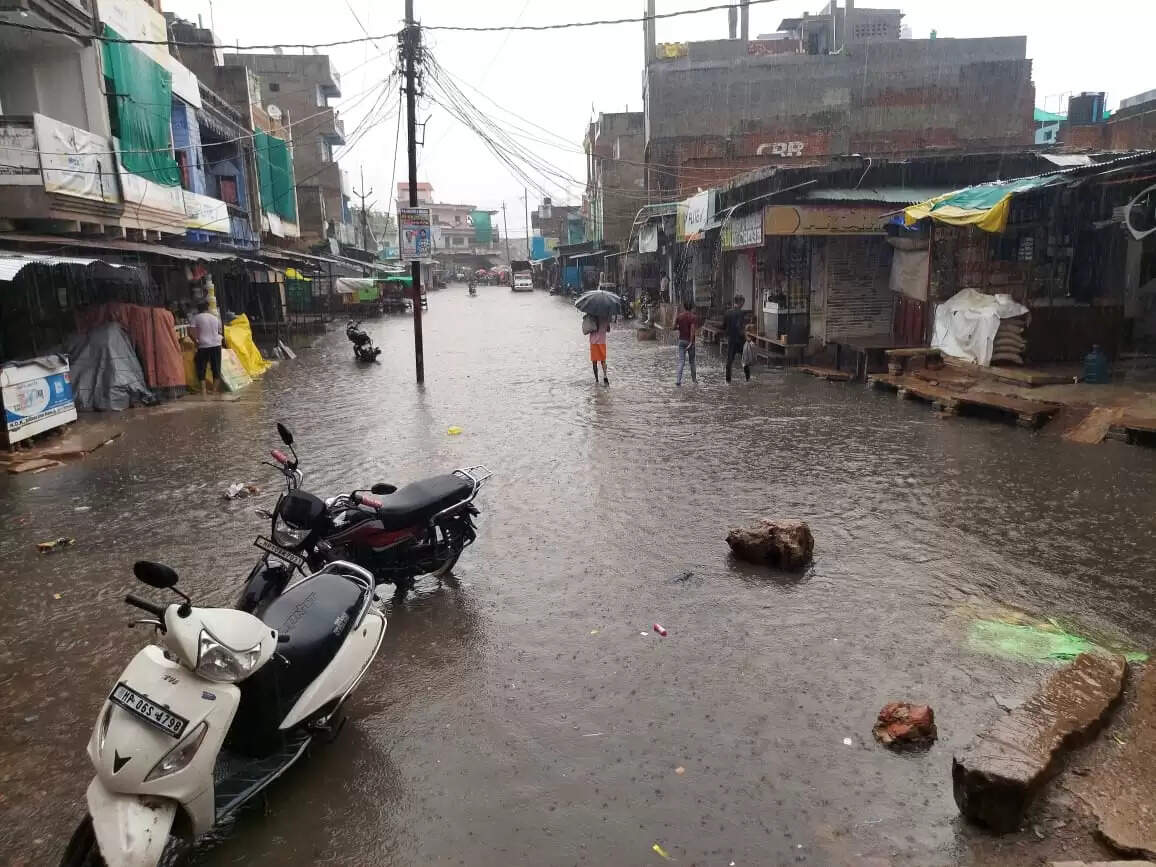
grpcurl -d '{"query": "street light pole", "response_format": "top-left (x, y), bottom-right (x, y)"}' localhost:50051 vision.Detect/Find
top-left (403, 0), bottom-right (424, 383)
top-left (524, 187), bottom-right (531, 258)
top-left (502, 201), bottom-right (512, 280)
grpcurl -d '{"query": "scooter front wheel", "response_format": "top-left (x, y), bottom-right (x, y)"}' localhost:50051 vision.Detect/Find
top-left (59, 815), bottom-right (105, 867)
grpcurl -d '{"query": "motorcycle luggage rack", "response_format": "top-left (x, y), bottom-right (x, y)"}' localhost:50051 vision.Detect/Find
top-left (431, 465), bottom-right (494, 525)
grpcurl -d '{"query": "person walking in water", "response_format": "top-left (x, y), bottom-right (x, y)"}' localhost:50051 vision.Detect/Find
top-left (724, 295), bottom-right (749, 383)
top-left (191, 300), bottom-right (224, 395)
top-left (589, 315), bottom-right (609, 386)
top-left (675, 300), bottom-right (697, 385)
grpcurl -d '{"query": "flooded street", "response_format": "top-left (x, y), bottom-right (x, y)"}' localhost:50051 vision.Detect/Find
top-left (2, 285), bottom-right (1155, 866)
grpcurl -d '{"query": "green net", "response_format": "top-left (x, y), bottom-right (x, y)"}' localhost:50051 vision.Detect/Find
top-left (254, 130), bottom-right (297, 223)
top-left (471, 210), bottom-right (492, 244)
top-left (101, 27), bottom-right (180, 186)
top-left (968, 619), bottom-right (1149, 664)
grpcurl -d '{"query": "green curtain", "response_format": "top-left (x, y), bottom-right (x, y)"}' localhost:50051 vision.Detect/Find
top-left (101, 27), bottom-right (181, 186)
top-left (255, 130), bottom-right (297, 223)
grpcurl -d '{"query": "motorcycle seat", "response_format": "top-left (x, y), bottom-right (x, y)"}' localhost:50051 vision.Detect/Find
top-left (376, 474), bottom-right (473, 530)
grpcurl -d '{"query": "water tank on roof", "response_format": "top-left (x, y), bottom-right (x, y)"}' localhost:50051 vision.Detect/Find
top-left (1068, 92), bottom-right (1106, 125)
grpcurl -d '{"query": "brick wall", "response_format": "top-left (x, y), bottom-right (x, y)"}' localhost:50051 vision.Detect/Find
top-left (824, 237), bottom-right (894, 341)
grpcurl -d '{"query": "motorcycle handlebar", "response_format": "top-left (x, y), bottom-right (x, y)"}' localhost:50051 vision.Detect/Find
top-left (125, 594), bottom-right (166, 619)
top-left (352, 491), bottom-right (383, 509)
top-left (271, 449), bottom-right (289, 465)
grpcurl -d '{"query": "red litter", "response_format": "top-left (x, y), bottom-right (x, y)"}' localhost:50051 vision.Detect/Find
top-left (653, 623), bottom-right (668, 637)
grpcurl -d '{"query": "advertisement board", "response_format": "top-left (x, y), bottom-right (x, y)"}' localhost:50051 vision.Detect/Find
top-left (183, 190), bottom-right (231, 233)
top-left (639, 223), bottom-right (659, 254)
top-left (36, 115), bottom-right (121, 204)
top-left (0, 123), bottom-right (39, 185)
top-left (722, 210), bottom-right (764, 250)
top-left (764, 205), bottom-right (886, 236)
top-left (1, 357), bottom-right (77, 445)
top-left (398, 207), bottom-right (433, 260)
top-left (676, 190), bottom-right (714, 241)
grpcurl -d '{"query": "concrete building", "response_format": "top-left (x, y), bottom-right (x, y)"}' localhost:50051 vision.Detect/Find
top-left (583, 112), bottom-right (645, 252)
top-left (223, 49), bottom-right (349, 247)
top-left (1062, 88), bottom-right (1156, 152)
top-left (531, 196), bottom-right (583, 252)
top-left (641, 0), bottom-right (1035, 199)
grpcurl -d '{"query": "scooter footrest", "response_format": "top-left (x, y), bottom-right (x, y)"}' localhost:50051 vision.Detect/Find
top-left (213, 731), bottom-right (311, 820)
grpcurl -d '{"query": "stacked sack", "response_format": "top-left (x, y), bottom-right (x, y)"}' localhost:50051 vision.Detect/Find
top-left (991, 314), bottom-right (1028, 366)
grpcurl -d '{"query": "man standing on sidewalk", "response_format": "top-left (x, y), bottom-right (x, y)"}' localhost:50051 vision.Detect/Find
top-left (674, 300), bottom-right (698, 385)
top-left (191, 300), bottom-right (224, 395)
top-left (724, 295), bottom-right (749, 383)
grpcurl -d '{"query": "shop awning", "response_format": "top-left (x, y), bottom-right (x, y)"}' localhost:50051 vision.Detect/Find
top-left (568, 250), bottom-right (610, 261)
top-left (0, 252), bottom-right (134, 282)
top-left (904, 175), bottom-right (1066, 233)
top-left (0, 233), bottom-right (257, 264)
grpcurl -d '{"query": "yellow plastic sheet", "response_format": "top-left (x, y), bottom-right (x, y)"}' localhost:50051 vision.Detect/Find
top-left (224, 314), bottom-right (272, 378)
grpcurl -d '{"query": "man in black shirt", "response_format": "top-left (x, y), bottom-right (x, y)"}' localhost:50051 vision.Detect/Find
top-left (723, 295), bottom-right (749, 383)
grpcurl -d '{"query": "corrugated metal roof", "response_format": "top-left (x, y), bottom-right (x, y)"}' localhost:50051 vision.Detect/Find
top-left (0, 253), bottom-right (132, 282)
top-left (0, 233), bottom-right (244, 262)
top-left (804, 187), bottom-right (955, 204)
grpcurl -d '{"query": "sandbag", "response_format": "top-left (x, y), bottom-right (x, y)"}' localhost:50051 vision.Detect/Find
top-left (994, 335), bottom-right (1027, 351)
top-left (991, 351), bottom-right (1024, 365)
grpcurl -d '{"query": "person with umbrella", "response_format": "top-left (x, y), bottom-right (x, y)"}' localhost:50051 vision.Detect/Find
top-left (575, 289), bottom-right (620, 386)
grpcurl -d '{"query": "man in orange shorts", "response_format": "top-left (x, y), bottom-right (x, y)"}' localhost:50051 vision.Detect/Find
top-left (589, 316), bottom-right (609, 386)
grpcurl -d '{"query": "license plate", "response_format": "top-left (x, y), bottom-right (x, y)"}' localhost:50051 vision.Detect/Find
top-left (109, 683), bottom-right (188, 739)
top-left (254, 536), bottom-right (307, 569)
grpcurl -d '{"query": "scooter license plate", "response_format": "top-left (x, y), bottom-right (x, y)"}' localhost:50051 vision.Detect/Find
top-left (253, 536), bottom-right (307, 569)
top-left (109, 682), bottom-right (189, 739)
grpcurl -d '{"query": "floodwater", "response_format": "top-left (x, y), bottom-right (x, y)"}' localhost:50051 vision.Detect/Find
top-left (2, 285), bottom-right (1155, 866)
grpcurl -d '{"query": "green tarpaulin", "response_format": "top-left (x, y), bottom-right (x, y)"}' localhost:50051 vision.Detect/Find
top-left (255, 130), bottom-right (297, 223)
top-left (101, 26), bottom-right (181, 186)
top-left (471, 210), bottom-right (492, 244)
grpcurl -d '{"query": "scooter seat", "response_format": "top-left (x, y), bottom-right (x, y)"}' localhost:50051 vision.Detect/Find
top-left (228, 571), bottom-right (368, 755)
top-left (376, 474), bottom-right (473, 530)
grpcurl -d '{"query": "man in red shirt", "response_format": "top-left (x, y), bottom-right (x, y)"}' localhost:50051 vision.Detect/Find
top-left (674, 300), bottom-right (698, 385)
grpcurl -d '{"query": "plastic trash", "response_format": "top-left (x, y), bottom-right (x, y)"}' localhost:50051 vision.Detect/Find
top-left (652, 843), bottom-right (672, 860)
top-left (653, 623), bottom-right (668, 637)
top-left (223, 483), bottom-right (261, 500)
top-left (842, 737), bottom-right (853, 746)
top-left (968, 618), bottom-right (1148, 664)
top-left (447, 426), bottom-right (463, 435)
top-left (37, 537), bottom-right (75, 554)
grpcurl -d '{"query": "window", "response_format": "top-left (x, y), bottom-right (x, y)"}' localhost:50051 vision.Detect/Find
top-left (219, 176), bottom-right (238, 206)
top-left (454, 214), bottom-right (462, 225)
top-left (269, 82), bottom-right (280, 92)
top-left (453, 236), bottom-right (466, 246)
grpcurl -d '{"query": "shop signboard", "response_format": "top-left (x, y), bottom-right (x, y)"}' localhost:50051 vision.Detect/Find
top-left (677, 190), bottom-right (714, 241)
top-left (639, 223), bottom-right (659, 254)
top-left (35, 115), bottom-right (121, 203)
top-left (398, 207), bottom-right (432, 260)
top-left (0, 122), bottom-right (39, 185)
top-left (183, 190), bottom-right (231, 233)
top-left (764, 204), bottom-right (886, 236)
top-left (722, 209), bottom-right (764, 250)
top-left (1, 356), bottom-right (77, 446)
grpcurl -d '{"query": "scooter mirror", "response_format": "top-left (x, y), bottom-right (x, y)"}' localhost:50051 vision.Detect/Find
top-left (276, 423), bottom-right (294, 446)
top-left (133, 560), bottom-right (179, 589)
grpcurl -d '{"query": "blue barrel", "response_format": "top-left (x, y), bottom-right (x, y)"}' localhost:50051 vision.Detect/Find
top-left (1083, 345), bottom-right (1110, 384)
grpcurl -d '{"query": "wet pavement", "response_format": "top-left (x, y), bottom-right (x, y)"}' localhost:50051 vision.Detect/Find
top-left (2, 284), bottom-right (1155, 866)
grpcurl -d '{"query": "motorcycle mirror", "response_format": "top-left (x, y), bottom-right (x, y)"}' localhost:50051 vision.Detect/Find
top-left (133, 561), bottom-right (179, 589)
top-left (276, 423), bottom-right (294, 446)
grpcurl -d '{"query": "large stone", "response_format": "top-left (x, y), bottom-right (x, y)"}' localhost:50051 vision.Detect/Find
top-left (1078, 667), bottom-right (1156, 859)
top-left (725, 519), bottom-right (813, 569)
top-left (873, 702), bottom-right (937, 747)
top-left (952, 652), bottom-right (1127, 833)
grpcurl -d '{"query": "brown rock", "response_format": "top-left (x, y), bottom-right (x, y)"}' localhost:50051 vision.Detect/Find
top-left (725, 519), bottom-right (813, 569)
top-left (953, 653), bottom-right (1127, 833)
top-left (873, 702), bottom-right (937, 747)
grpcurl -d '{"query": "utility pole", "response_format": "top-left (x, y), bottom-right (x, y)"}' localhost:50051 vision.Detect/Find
top-left (502, 201), bottom-right (512, 277)
top-left (403, 0), bottom-right (424, 383)
top-left (353, 164), bottom-right (373, 254)
top-left (524, 187), bottom-right (531, 259)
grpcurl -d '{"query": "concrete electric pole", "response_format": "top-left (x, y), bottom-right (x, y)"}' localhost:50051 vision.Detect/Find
top-left (502, 201), bottom-right (512, 278)
top-left (403, 0), bottom-right (424, 383)
top-left (524, 188), bottom-right (531, 258)
top-left (353, 164), bottom-right (374, 254)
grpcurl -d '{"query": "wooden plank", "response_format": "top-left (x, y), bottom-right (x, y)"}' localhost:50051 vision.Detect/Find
top-left (798, 366), bottom-right (852, 382)
top-left (909, 367), bottom-right (977, 390)
top-left (8, 458), bottom-right (63, 474)
top-left (1063, 407), bottom-right (1125, 445)
top-left (941, 355), bottom-right (1075, 387)
top-left (884, 347), bottom-right (941, 361)
top-left (959, 391), bottom-right (1062, 417)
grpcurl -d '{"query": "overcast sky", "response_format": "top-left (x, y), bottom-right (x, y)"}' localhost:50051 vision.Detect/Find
top-left (164, 0), bottom-right (1151, 237)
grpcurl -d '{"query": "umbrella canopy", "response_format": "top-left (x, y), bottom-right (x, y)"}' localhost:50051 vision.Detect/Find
top-left (574, 289), bottom-right (622, 318)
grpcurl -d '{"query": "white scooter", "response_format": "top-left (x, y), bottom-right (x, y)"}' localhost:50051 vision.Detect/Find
top-left (61, 559), bottom-right (386, 866)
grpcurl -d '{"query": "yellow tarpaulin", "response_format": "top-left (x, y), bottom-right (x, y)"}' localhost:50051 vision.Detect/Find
top-left (224, 314), bottom-right (272, 378)
top-left (904, 175), bottom-right (1065, 234)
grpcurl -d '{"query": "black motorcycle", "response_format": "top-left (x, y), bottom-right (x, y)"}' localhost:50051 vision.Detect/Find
top-left (345, 320), bottom-right (381, 362)
top-left (241, 424), bottom-right (493, 612)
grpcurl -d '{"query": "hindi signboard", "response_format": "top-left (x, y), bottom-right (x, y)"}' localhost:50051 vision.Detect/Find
top-left (722, 209), bottom-right (764, 250)
top-left (398, 207), bottom-right (432, 261)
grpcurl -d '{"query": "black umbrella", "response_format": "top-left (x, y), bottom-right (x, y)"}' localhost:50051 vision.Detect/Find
top-left (574, 289), bottom-right (622, 318)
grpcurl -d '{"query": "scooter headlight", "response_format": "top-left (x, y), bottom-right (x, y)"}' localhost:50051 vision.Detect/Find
top-left (195, 630), bottom-right (262, 683)
top-left (144, 721), bottom-right (208, 782)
